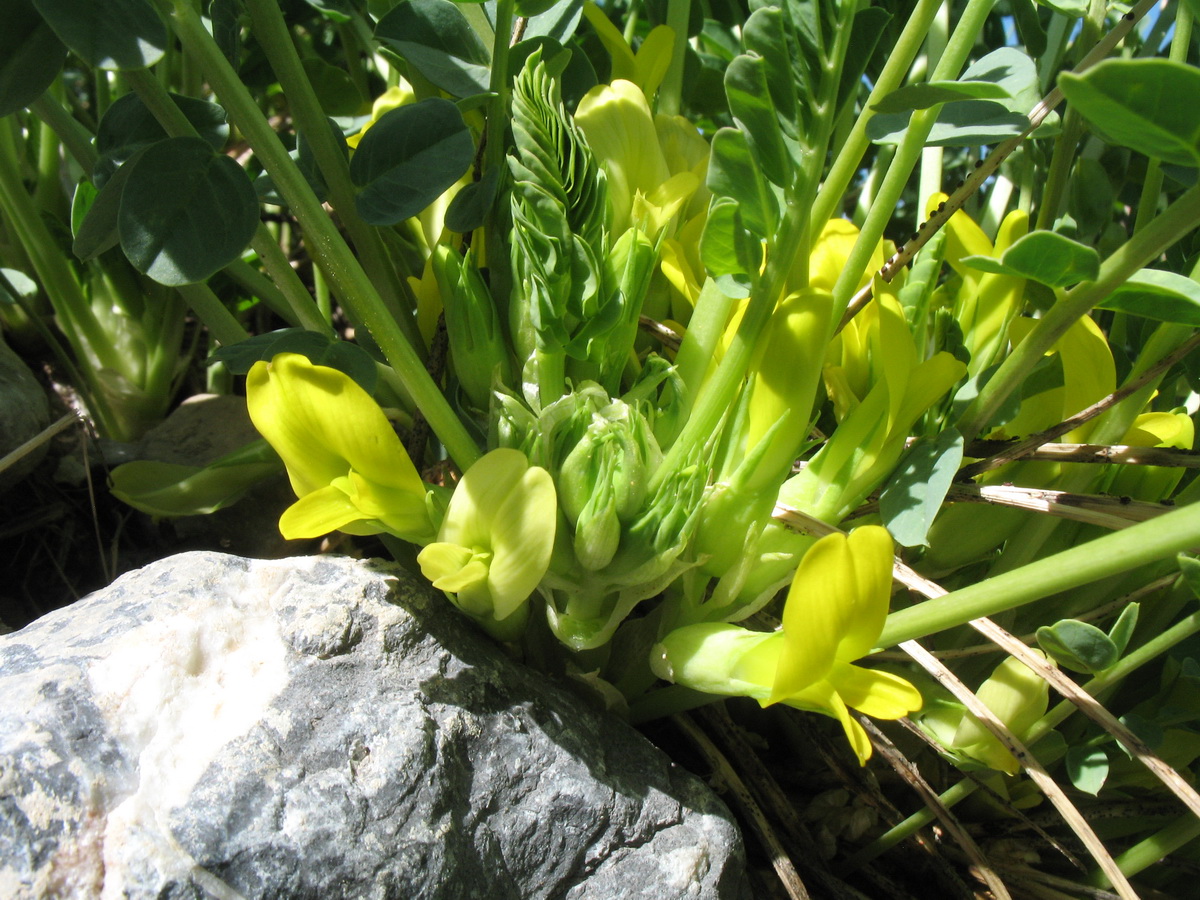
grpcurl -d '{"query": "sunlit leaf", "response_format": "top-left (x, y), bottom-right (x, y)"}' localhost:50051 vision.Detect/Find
top-left (962, 231), bottom-right (1100, 288)
top-left (880, 428), bottom-right (964, 548)
top-left (375, 0), bottom-right (492, 98)
top-left (1096, 268), bottom-right (1200, 325)
top-left (1066, 746), bottom-right (1108, 796)
top-left (1036, 619), bottom-right (1118, 673)
top-left (33, 0), bottom-right (166, 70)
top-left (349, 99), bottom-right (474, 226)
top-left (1059, 59), bottom-right (1200, 168)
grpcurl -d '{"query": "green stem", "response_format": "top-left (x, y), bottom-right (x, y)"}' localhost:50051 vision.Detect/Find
top-left (657, 0), bottom-right (691, 117)
top-left (828, 0), bottom-right (999, 317)
top-left (958, 183), bottom-right (1200, 442)
top-left (0, 122), bottom-right (122, 434)
top-left (154, 0), bottom-right (481, 470)
top-left (1099, 814), bottom-right (1200, 885)
top-left (241, 0), bottom-right (421, 349)
top-left (175, 282), bottom-right (250, 346)
top-left (29, 93), bottom-right (97, 175)
top-left (878, 500), bottom-right (1200, 647)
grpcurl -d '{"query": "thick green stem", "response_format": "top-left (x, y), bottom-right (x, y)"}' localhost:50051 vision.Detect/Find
top-left (29, 93), bottom-right (97, 175)
top-left (878, 500), bottom-right (1200, 647)
top-left (958, 184), bottom-right (1200, 442)
top-left (154, 0), bottom-right (481, 470)
top-left (241, 0), bottom-right (421, 348)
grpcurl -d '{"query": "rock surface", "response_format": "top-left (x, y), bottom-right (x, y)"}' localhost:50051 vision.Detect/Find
top-left (0, 552), bottom-right (745, 899)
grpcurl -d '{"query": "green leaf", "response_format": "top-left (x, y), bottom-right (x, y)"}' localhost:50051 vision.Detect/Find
top-left (209, 328), bottom-right (379, 394)
top-left (444, 166), bottom-right (501, 234)
top-left (961, 231), bottom-right (1100, 288)
top-left (118, 137), bottom-right (259, 286)
top-left (725, 53), bottom-right (795, 189)
top-left (1065, 746), bottom-right (1108, 796)
top-left (510, 36), bottom-right (597, 110)
top-left (109, 439), bottom-right (284, 517)
top-left (0, 0), bottom-right (67, 117)
top-left (74, 144), bottom-right (157, 260)
top-left (520, 0), bottom-right (584, 43)
top-left (374, 0), bottom-right (492, 99)
top-left (95, 91), bottom-right (230, 183)
top-left (1036, 619), bottom-right (1118, 673)
top-left (210, 0), bottom-right (244, 68)
top-left (1095, 268), bottom-right (1200, 326)
top-left (1177, 553), bottom-right (1200, 601)
top-left (32, 0), bottom-right (167, 70)
top-left (872, 81), bottom-right (1012, 115)
top-left (1037, 0), bottom-right (1088, 17)
top-left (869, 48), bottom-right (1036, 147)
top-left (1059, 60), bottom-right (1200, 168)
top-left (301, 0), bottom-right (353, 23)
top-left (740, 7), bottom-right (802, 145)
top-left (1010, 0), bottom-right (1048, 57)
top-left (1108, 603), bottom-right (1139, 656)
top-left (708, 127), bottom-right (778, 239)
top-left (349, 99), bottom-right (474, 226)
top-left (701, 197), bottom-right (761, 282)
top-left (880, 428), bottom-right (964, 548)
top-left (301, 57), bottom-right (364, 117)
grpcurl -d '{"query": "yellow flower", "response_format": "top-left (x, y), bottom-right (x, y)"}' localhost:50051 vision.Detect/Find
top-left (418, 449), bottom-right (557, 640)
top-left (246, 353), bottom-right (435, 542)
top-left (653, 526), bottom-right (922, 764)
top-left (346, 83), bottom-right (415, 149)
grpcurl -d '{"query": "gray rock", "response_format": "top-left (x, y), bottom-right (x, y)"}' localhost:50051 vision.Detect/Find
top-left (0, 334), bottom-right (51, 493)
top-left (0, 552), bottom-right (745, 899)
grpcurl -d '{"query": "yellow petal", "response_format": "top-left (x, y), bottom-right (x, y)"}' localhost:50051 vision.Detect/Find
top-left (829, 662), bottom-right (923, 720)
top-left (279, 484), bottom-right (367, 539)
top-left (782, 679), bottom-right (875, 765)
top-left (488, 462), bottom-right (557, 620)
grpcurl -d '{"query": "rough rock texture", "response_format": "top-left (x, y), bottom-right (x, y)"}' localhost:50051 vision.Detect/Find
top-left (0, 552), bottom-right (745, 899)
top-left (0, 335), bottom-right (50, 493)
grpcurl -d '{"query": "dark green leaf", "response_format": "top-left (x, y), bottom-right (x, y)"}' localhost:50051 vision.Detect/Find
top-left (1059, 60), bottom-right (1200, 167)
top-left (708, 127), bottom-right (778, 238)
top-left (375, 0), bottom-right (492, 98)
top-left (725, 53), bottom-right (795, 188)
top-left (32, 0), bottom-right (166, 70)
top-left (210, 0), bottom-right (244, 69)
top-left (1096, 268), bottom-right (1200, 326)
top-left (1010, 0), bottom-right (1047, 56)
top-left (301, 57), bottom-right (365, 116)
top-left (210, 328), bottom-right (379, 393)
top-left (444, 166), bottom-right (501, 233)
top-left (118, 137), bottom-right (259, 285)
top-left (872, 81), bottom-right (1012, 115)
top-left (1037, 619), bottom-right (1118, 673)
top-left (837, 7), bottom-right (890, 111)
top-left (962, 231), bottom-right (1100, 288)
top-left (96, 91), bottom-right (229, 175)
top-left (349, 99), bottom-right (474, 226)
top-left (1065, 746), bottom-right (1108, 796)
top-left (0, 0), bottom-right (67, 117)
top-left (1108, 603), bottom-right (1139, 656)
top-left (73, 144), bottom-right (152, 260)
top-left (520, 0), bottom-right (584, 43)
top-left (880, 428), bottom-right (964, 548)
